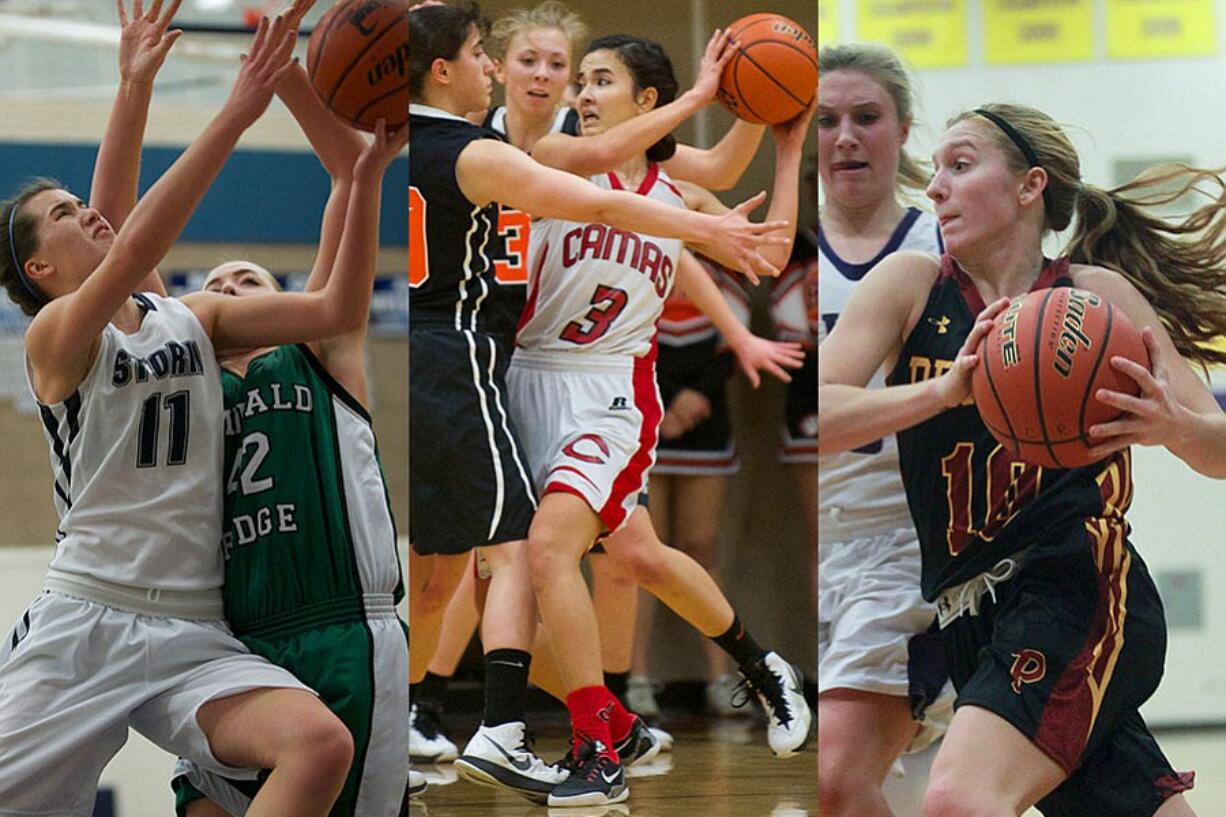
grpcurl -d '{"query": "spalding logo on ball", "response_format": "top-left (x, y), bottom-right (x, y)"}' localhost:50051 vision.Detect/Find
top-left (717, 13), bottom-right (817, 125)
top-left (308, 0), bottom-right (409, 131)
top-left (972, 286), bottom-right (1149, 469)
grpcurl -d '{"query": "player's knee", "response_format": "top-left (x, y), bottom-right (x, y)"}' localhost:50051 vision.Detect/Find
top-left (817, 759), bottom-right (868, 816)
top-left (922, 774), bottom-right (1001, 817)
top-left (525, 531), bottom-right (569, 586)
top-left (286, 710), bottom-right (354, 787)
top-left (618, 542), bottom-right (666, 587)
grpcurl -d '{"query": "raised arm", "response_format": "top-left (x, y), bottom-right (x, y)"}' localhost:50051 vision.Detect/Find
top-left (457, 139), bottom-right (788, 278)
top-left (676, 250), bottom-right (803, 387)
top-left (529, 29), bottom-right (736, 177)
top-left (189, 122), bottom-right (406, 362)
top-left (664, 119), bottom-right (767, 191)
top-left (91, 0), bottom-right (184, 295)
top-left (26, 13), bottom-right (299, 393)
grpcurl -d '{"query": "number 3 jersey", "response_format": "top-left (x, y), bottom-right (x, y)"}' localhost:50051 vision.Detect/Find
top-left (885, 256), bottom-right (1131, 601)
top-left (32, 293), bottom-right (224, 592)
top-left (220, 345), bottom-right (402, 637)
top-left (517, 163), bottom-right (684, 358)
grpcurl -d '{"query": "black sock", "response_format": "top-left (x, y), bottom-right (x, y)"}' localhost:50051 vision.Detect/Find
top-left (711, 614), bottom-right (767, 670)
top-left (604, 670), bottom-right (630, 704)
top-left (417, 671), bottom-right (450, 709)
top-left (483, 648), bottom-right (532, 727)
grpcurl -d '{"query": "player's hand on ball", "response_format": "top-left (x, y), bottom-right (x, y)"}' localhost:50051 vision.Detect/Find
top-left (688, 28), bottom-right (737, 105)
top-left (1086, 327), bottom-right (1191, 456)
top-left (354, 119), bottom-right (409, 180)
top-left (117, 0), bottom-right (184, 84)
top-left (940, 296), bottom-right (1009, 409)
top-left (771, 98), bottom-right (816, 152)
top-left (227, 13), bottom-right (299, 128)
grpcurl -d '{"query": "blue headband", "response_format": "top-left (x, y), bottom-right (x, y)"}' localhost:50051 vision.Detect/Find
top-left (8, 203), bottom-right (45, 305)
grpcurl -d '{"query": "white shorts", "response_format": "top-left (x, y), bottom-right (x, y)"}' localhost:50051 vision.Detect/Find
top-left (508, 349), bottom-right (661, 532)
top-left (818, 526), bottom-right (953, 751)
top-left (0, 591), bottom-right (311, 816)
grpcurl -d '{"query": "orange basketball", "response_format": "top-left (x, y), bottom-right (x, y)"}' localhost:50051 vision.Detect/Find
top-left (972, 287), bottom-right (1149, 469)
top-left (717, 13), bottom-right (817, 125)
top-left (307, 0), bottom-right (410, 132)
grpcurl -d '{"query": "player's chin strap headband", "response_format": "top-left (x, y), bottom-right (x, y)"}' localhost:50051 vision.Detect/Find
top-left (7, 203), bottom-right (46, 306)
top-left (973, 108), bottom-right (1053, 215)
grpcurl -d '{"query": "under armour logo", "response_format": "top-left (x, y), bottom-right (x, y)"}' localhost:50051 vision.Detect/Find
top-left (927, 315), bottom-right (951, 334)
top-left (1009, 649), bottom-right (1047, 694)
top-left (609, 396), bottom-right (629, 410)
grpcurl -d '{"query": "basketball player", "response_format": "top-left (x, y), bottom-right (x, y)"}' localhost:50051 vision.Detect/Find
top-left (815, 43), bottom-right (952, 817)
top-left (820, 104), bottom-right (1226, 815)
top-left (170, 62), bottom-right (410, 817)
top-left (408, 0), bottom-right (787, 802)
top-left (415, 3), bottom-right (803, 759)
top-left (504, 33), bottom-right (810, 806)
top-left (0, 12), bottom-right (372, 816)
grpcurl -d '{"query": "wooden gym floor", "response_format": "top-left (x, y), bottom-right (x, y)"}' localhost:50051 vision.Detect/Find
top-left (409, 714), bottom-right (816, 816)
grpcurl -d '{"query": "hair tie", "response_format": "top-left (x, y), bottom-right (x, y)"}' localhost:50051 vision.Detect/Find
top-left (974, 108), bottom-right (1052, 214)
top-left (7, 204), bottom-right (44, 305)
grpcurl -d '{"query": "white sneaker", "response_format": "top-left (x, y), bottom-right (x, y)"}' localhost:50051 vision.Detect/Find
top-left (625, 674), bottom-right (660, 718)
top-left (454, 721), bottom-right (569, 804)
top-left (407, 769), bottom-right (428, 799)
top-left (734, 651), bottom-right (814, 759)
top-left (410, 703), bottom-right (459, 763)
top-left (648, 725), bottom-right (673, 753)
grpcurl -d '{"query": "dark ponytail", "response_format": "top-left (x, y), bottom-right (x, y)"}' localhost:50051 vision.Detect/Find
top-left (585, 35), bottom-right (678, 162)
top-left (409, 0), bottom-right (490, 100)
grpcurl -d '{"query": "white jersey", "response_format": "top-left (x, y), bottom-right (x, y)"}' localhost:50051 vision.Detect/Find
top-left (31, 293), bottom-right (225, 591)
top-left (818, 208), bottom-right (942, 541)
top-left (518, 163), bottom-right (685, 358)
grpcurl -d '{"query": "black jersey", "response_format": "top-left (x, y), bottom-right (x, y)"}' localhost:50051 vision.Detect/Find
top-left (886, 256), bottom-right (1132, 600)
top-left (408, 105), bottom-right (503, 332)
top-left (476, 105), bottom-right (580, 348)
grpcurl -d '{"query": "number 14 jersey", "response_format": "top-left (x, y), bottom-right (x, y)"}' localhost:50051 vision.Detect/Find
top-left (517, 163), bottom-right (685, 358)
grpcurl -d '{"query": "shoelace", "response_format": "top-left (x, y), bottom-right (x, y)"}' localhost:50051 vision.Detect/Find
top-left (570, 734), bottom-right (612, 782)
top-left (732, 659), bottom-right (794, 728)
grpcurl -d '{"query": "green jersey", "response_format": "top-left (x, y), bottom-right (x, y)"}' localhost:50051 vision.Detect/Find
top-left (220, 344), bottom-right (403, 637)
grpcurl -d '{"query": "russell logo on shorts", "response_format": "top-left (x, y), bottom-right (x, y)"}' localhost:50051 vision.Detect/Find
top-left (1009, 649), bottom-right (1047, 694)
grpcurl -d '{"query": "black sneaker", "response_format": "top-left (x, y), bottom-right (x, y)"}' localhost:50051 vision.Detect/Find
top-left (546, 738), bottom-right (629, 807)
top-left (612, 716), bottom-right (662, 767)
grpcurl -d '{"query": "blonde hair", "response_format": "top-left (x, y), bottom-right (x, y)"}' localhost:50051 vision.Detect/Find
top-left (951, 103), bottom-right (1226, 368)
top-left (489, 0), bottom-right (587, 62)
top-left (818, 42), bottom-right (929, 191)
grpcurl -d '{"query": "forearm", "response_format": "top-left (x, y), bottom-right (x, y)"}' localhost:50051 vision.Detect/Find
top-left (1171, 408), bottom-right (1226, 479)
top-left (665, 120), bottom-right (766, 190)
top-left (90, 79), bottom-right (154, 229)
top-left (678, 253), bottom-right (747, 344)
top-left (591, 190), bottom-right (712, 244)
top-left (316, 171), bottom-right (380, 333)
top-left (276, 64), bottom-right (363, 179)
top-left (818, 380), bottom-right (948, 455)
top-left (757, 145), bottom-right (801, 269)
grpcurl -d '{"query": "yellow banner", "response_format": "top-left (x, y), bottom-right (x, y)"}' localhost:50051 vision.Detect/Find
top-left (856, 0), bottom-right (968, 68)
top-left (984, 0), bottom-right (1094, 64)
top-left (1107, 0), bottom-right (1216, 58)
top-left (819, 0), bottom-right (839, 48)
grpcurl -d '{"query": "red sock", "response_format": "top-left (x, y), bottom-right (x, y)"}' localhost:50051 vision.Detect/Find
top-left (607, 693), bottom-right (636, 744)
top-left (566, 685), bottom-right (619, 761)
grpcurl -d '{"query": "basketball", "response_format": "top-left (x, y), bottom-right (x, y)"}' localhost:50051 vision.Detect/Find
top-left (717, 13), bottom-right (817, 125)
top-left (307, 0), bottom-right (410, 132)
top-left (972, 287), bottom-right (1149, 469)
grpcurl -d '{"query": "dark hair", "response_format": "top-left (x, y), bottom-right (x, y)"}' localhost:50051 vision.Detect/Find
top-left (1, 178), bottom-right (61, 317)
top-left (584, 35), bottom-right (678, 162)
top-left (409, 0), bottom-right (491, 99)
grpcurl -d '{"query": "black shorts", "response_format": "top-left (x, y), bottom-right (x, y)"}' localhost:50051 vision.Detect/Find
top-left (943, 520), bottom-right (1193, 815)
top-left (781, 350), bottom-right (816, 464)
top-left (655, 338), bottom-right (736, 475)
top-left (409, 326), bottom-right (537, 555)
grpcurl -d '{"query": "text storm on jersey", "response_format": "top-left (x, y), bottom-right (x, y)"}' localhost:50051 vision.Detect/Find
top-left (112, 341), bottom-right (205, 388)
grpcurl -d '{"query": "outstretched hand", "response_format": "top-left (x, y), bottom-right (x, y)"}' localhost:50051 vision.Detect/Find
top-left (117, 0), bottom-right (184, 84)
top-left (282, 0), bottom-right (316, 31)
top-left (1086, 326), bottom-right (1194, 457)
top-left (710, 191), bottom-right (791, 281)
top-left (226, 12), bottom-right (299, 128)
top-left (354, 119), bottom-right (409, 179)
top-left (731, 333), bottom-right (805, 388)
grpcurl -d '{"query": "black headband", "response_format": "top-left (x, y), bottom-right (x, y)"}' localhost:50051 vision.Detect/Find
top-left (974, 108), bottom-right (1052, 213)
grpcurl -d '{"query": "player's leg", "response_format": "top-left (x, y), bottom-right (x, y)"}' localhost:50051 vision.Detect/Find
top-left (591, 551), bottom-right (638, 697)
top-left (627, 475), bottom-right (673, 719)
top-left (819, 689), bottom-right (915, 817)
top-left (922, 705), bottom-right (1065, 817)
top-left (195, 688), bottom-right (354, 817)
top-left (412, 556), bottom-right (478, 763)
top-left (184, 800), bottom-right (232, 817)
top-left (408, 549), bottom-right (470, 683)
